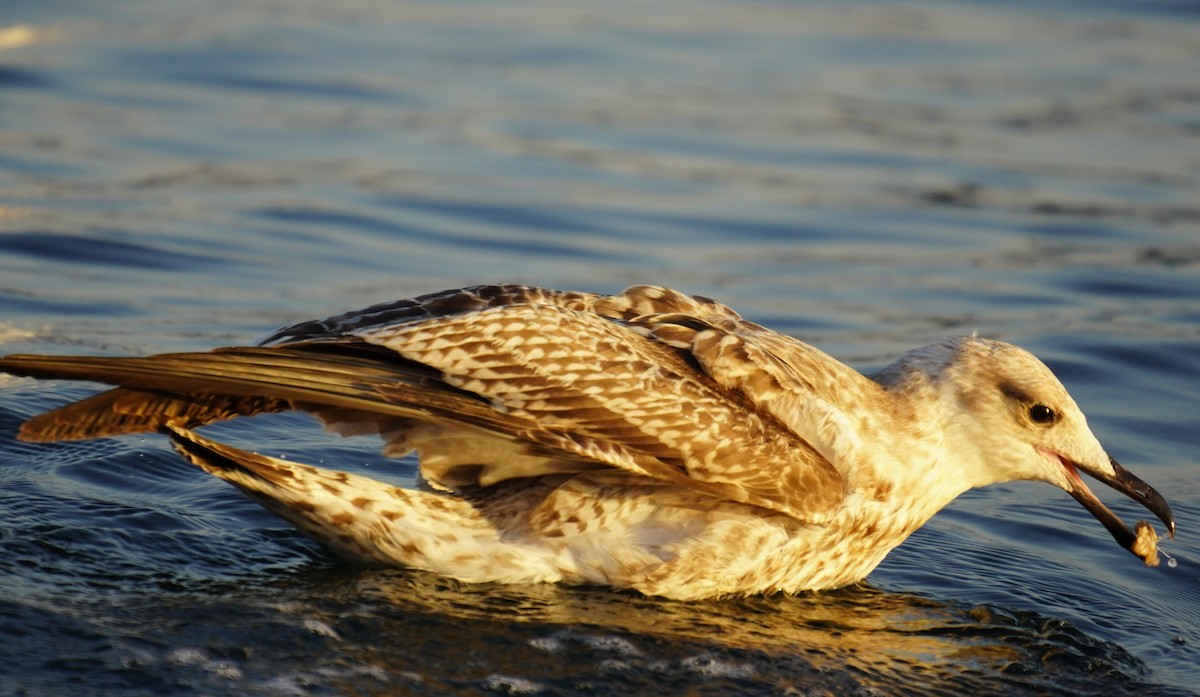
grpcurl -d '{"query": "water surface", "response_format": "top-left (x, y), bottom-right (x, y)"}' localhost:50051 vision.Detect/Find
top-left (1, 1), bottom-right (1198, 695)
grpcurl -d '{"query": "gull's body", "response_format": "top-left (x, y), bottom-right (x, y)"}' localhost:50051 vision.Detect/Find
top-left (0, 285), bottom-right (1174, 598)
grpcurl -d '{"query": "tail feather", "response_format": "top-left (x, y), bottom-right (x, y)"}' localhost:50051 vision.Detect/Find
top-left (164, 424), bottom-right (564, 583)
top-left (165, 423), bottom-right (417, 564)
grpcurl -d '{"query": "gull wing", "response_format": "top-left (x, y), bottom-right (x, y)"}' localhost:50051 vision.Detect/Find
top-left (2, 284), bottom-right (848, 524)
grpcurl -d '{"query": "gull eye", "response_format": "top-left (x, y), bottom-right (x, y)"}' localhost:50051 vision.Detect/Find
top-left (1029, 404), bottom-right (1057, 424)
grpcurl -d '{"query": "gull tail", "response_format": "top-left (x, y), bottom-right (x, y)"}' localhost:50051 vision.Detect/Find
top-left (164, 423), bottom-right (435, 564)
top-left (165, 424), bottom-right (561, 583)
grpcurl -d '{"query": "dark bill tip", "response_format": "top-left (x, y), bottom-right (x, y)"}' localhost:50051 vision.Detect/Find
top-left (1104, 457), bottom-right (1176, 539)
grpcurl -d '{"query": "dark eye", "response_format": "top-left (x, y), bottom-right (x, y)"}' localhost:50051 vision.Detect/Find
top-left (1029, 404), bottom-right (1056, 424)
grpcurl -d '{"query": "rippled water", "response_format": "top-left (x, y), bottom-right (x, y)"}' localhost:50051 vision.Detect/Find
top-left (2, 1), bottom-right (1199, 695)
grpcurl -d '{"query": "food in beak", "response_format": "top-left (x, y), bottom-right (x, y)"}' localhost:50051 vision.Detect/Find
top-left (1059, 454), bottom-right (1175, 565)
top-left (1132, 521), bottom-right (1160, 567)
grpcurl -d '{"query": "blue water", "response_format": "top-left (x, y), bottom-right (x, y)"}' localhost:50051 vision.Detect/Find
top-left (1, 1), bottom-right (1199, 694)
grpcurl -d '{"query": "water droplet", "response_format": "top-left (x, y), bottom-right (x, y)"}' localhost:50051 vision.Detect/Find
top-left (1167, 557), bottom-right (1178, 568)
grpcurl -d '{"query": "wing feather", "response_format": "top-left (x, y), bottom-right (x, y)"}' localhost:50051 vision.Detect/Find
top-left (631, 312), bottom-right (890, 479)
top-left (2, 284), bottom-right (855, 524)
top-left (354, 300), bottom-right (845, 522)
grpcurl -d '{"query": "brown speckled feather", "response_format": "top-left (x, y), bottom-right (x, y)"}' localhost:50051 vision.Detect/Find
top-left (355, 300), bottom-right (843, 523)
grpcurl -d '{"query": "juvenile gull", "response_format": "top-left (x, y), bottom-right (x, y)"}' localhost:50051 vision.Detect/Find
top-left (0, 284), bottom-right (1175, 599)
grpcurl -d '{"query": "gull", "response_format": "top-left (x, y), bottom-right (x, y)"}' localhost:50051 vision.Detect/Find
top-left (0, 284), bottom-right (1175, 599)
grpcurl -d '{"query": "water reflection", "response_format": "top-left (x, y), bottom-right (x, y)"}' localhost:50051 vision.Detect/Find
top-left (239, 567), bottom-right (1156, 696)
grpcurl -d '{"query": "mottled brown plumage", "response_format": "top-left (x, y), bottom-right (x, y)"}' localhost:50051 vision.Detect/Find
top-left (0, 284), bottom-right (1175, 598)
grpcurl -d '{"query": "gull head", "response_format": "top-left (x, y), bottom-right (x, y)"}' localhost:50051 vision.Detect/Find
top-left (891, 336), bottom-right (1175, 561)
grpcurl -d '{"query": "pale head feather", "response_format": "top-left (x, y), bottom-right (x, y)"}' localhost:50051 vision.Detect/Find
top-left (877, 336), bottom-right (1114, 494)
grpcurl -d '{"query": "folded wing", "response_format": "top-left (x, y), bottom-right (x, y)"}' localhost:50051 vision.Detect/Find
top-left (1, 284), bottom-right (849, 524)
